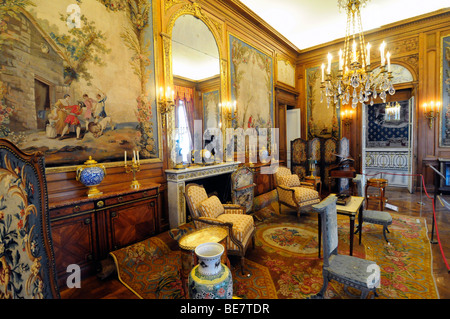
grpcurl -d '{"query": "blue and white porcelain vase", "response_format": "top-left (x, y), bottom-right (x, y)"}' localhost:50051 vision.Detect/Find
top-left (76, 156), bottom-right (106, 197)
top-left (188, 242), bottom-right (233, 299)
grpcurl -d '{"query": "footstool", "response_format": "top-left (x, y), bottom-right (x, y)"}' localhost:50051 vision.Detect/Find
top-left (356, 209), bottom-right (393, 243)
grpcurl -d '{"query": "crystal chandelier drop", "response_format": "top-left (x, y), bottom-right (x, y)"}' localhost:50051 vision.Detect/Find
top-left (321, 0), bottom-right (395, 109)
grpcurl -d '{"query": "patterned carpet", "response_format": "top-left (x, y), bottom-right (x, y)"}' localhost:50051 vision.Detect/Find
top-left (110, 202), bottom-right (439, 299)
top-left (235, 203), bottom-right (439, 299)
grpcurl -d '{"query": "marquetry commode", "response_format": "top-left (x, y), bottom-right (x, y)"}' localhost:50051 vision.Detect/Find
top-left (48, 181), bottom-right (160, 288)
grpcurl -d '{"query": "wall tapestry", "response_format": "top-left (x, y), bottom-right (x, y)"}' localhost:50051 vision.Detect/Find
top-left (440, 35), bottom-right (450, 147)
top-left (277, 58), bottom-right (295, 88)
top-left (366, 100), bottom-right (409, 148)
top-left (229, 34), bottom-right (273, 131)
top-left (0, 0), bottom-right (159, 169)
top-left (306, 65), bottom-right (340, 139)
top-left (202, 89), bottom-right (220, 130)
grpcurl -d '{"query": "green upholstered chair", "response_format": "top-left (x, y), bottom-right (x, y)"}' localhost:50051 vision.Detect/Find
top-left (0, 138), bottom-right (59, 299)
top-left (353, 174), bottom-right (393, 243)
top-left (312, 195), bottom-right (380, 299)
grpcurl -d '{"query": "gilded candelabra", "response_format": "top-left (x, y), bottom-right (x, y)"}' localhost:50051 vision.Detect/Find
top-left (341, 109), bottom-right (353, 133)
top-left (158, 86), bottom-right (175, 127)
top-left (423, 101), bottom-right (441, 129)
top-left (221, 101), bottom-right (236, 128)
top-left (124, 150), bottom-right (141, 189)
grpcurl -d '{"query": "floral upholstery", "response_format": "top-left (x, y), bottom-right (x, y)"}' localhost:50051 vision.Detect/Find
top-left (0, 138), bottom-right (59, 299)
top-left (231, 166), bottom-right (256, 214)
top-left (312, 195), bottom-right (380, 298)
top-left (199, 195), bottom-right (224, 218)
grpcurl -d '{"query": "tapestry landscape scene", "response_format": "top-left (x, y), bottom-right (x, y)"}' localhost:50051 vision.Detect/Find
top-left (0, 0), bottom-right (158, 168)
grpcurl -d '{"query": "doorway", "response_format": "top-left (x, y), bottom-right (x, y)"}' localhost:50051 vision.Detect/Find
top-left (286, 108), bottom-right (301, 169)
top-left (362, 96), bottom-right (415, 193)
top-left (34, 78), bottom-right (50, 130)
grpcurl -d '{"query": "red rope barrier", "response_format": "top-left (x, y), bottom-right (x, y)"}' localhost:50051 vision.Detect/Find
top-left (361, 171), bottom-right (450, 272)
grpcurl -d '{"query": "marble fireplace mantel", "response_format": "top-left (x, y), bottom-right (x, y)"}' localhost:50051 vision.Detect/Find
top-left (165, 162), bottom-right (240, 228)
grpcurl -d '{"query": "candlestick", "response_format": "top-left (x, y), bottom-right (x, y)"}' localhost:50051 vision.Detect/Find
top-left (386, 52), bottom-right (391, 72)
top-left (338, 49), bottom-right (343, 71)
top-left (366, 43), bottom-right (371, 66)
top-left (125, 156), bottom-right (141, 189)
top-left (321, 63), bottom-right (325, 82)
top-left (380, 41), bottom-right (386, 66)
top-left (327, 53), bottom-right (332, 74)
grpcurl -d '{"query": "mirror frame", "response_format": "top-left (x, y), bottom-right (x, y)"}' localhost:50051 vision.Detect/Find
top-left (162, 2), bottom-right (227, 168)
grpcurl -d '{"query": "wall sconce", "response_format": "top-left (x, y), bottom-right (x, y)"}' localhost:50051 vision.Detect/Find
top-left (158, 86), bottom-right (175, 127)
top-left (341, 109), bottom-right (354, 133)
top-left (220, 100), bottom-right (236, 128)
top-left (423, 101), bottom-right (440, 129)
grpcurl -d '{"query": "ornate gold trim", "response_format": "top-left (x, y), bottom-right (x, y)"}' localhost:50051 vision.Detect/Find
top-left (163, 2), bottom-right (227, 169)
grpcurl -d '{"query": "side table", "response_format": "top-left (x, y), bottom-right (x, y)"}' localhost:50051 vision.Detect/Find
top-left (305, 175), bottom-right (322, 196)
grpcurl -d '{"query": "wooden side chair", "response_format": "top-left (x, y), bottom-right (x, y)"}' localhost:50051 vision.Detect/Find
top-left (312, 195), bottom-right (380, 299)
top-left (184, 183), bottom-right (255, 275)
top-left (0, 138), bottom-right (60, 298)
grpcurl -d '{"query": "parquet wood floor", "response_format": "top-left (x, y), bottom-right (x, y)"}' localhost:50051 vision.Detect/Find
top-left (60, 187), bottom-right (450, 299)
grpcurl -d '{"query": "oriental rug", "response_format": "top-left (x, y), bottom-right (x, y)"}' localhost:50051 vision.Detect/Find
top-left (111, 203), bottom-right (439, 299)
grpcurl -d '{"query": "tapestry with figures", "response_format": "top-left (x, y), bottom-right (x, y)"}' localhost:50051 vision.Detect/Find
top-left (366, 100), bottom-right (409, 148)
top-left (0, 0), bottom-right (159, 169)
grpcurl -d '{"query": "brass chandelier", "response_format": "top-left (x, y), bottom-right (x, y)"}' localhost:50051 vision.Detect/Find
top-left (321, 0), bottom-right (395, 109)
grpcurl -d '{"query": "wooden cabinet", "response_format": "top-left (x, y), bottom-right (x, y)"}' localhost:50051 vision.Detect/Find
top-left (49, 182), bottom-right (160, 288)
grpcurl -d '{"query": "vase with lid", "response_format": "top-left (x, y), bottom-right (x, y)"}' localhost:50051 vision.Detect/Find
top-left (188, 242), bottom-right (233, 299)
top-left (76, 156), bottom-right (106, 197)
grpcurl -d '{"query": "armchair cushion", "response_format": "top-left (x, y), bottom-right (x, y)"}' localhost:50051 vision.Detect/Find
top-left (278, 185), bottom-right (320, 207)
top-left (198, 195), bottom-right (224, 218)
top-left (279, 174), bottom-right (301, 187)
top-left (216, 213), bottom-right (254, 252)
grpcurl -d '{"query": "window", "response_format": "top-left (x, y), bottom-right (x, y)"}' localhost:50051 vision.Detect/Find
top-left (176, 99), bottom-right (192, 162)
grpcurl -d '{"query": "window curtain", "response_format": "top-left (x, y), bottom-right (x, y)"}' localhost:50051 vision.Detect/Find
top-left (174, 85), bottom-right (194, 137)
top-left (174, 85), bottom-right (194, 161)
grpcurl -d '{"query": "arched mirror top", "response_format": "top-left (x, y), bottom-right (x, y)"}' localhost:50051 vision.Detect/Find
top-left (172, 14), bottom-right (220, 81)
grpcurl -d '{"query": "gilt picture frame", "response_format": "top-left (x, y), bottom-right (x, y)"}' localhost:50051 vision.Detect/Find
top-left (0, 0), bottom-right (161, 172)
top-left (439, 34), bottom-right (450, 148)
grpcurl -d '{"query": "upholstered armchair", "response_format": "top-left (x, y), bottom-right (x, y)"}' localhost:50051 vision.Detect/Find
top-left (184, 183), bottom-right (255, 275)
top-left (231, 166), bottom-right (256, 214)
top-left (312, 195), bottom-right (380, 299)
top-left (0, 138), bottom-right (60, 299)
top-left (275, 166), bottom-right (320, 218)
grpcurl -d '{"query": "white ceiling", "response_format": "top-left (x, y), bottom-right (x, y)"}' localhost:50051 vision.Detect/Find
top-left (239, 0), bottom-right (450, 50)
